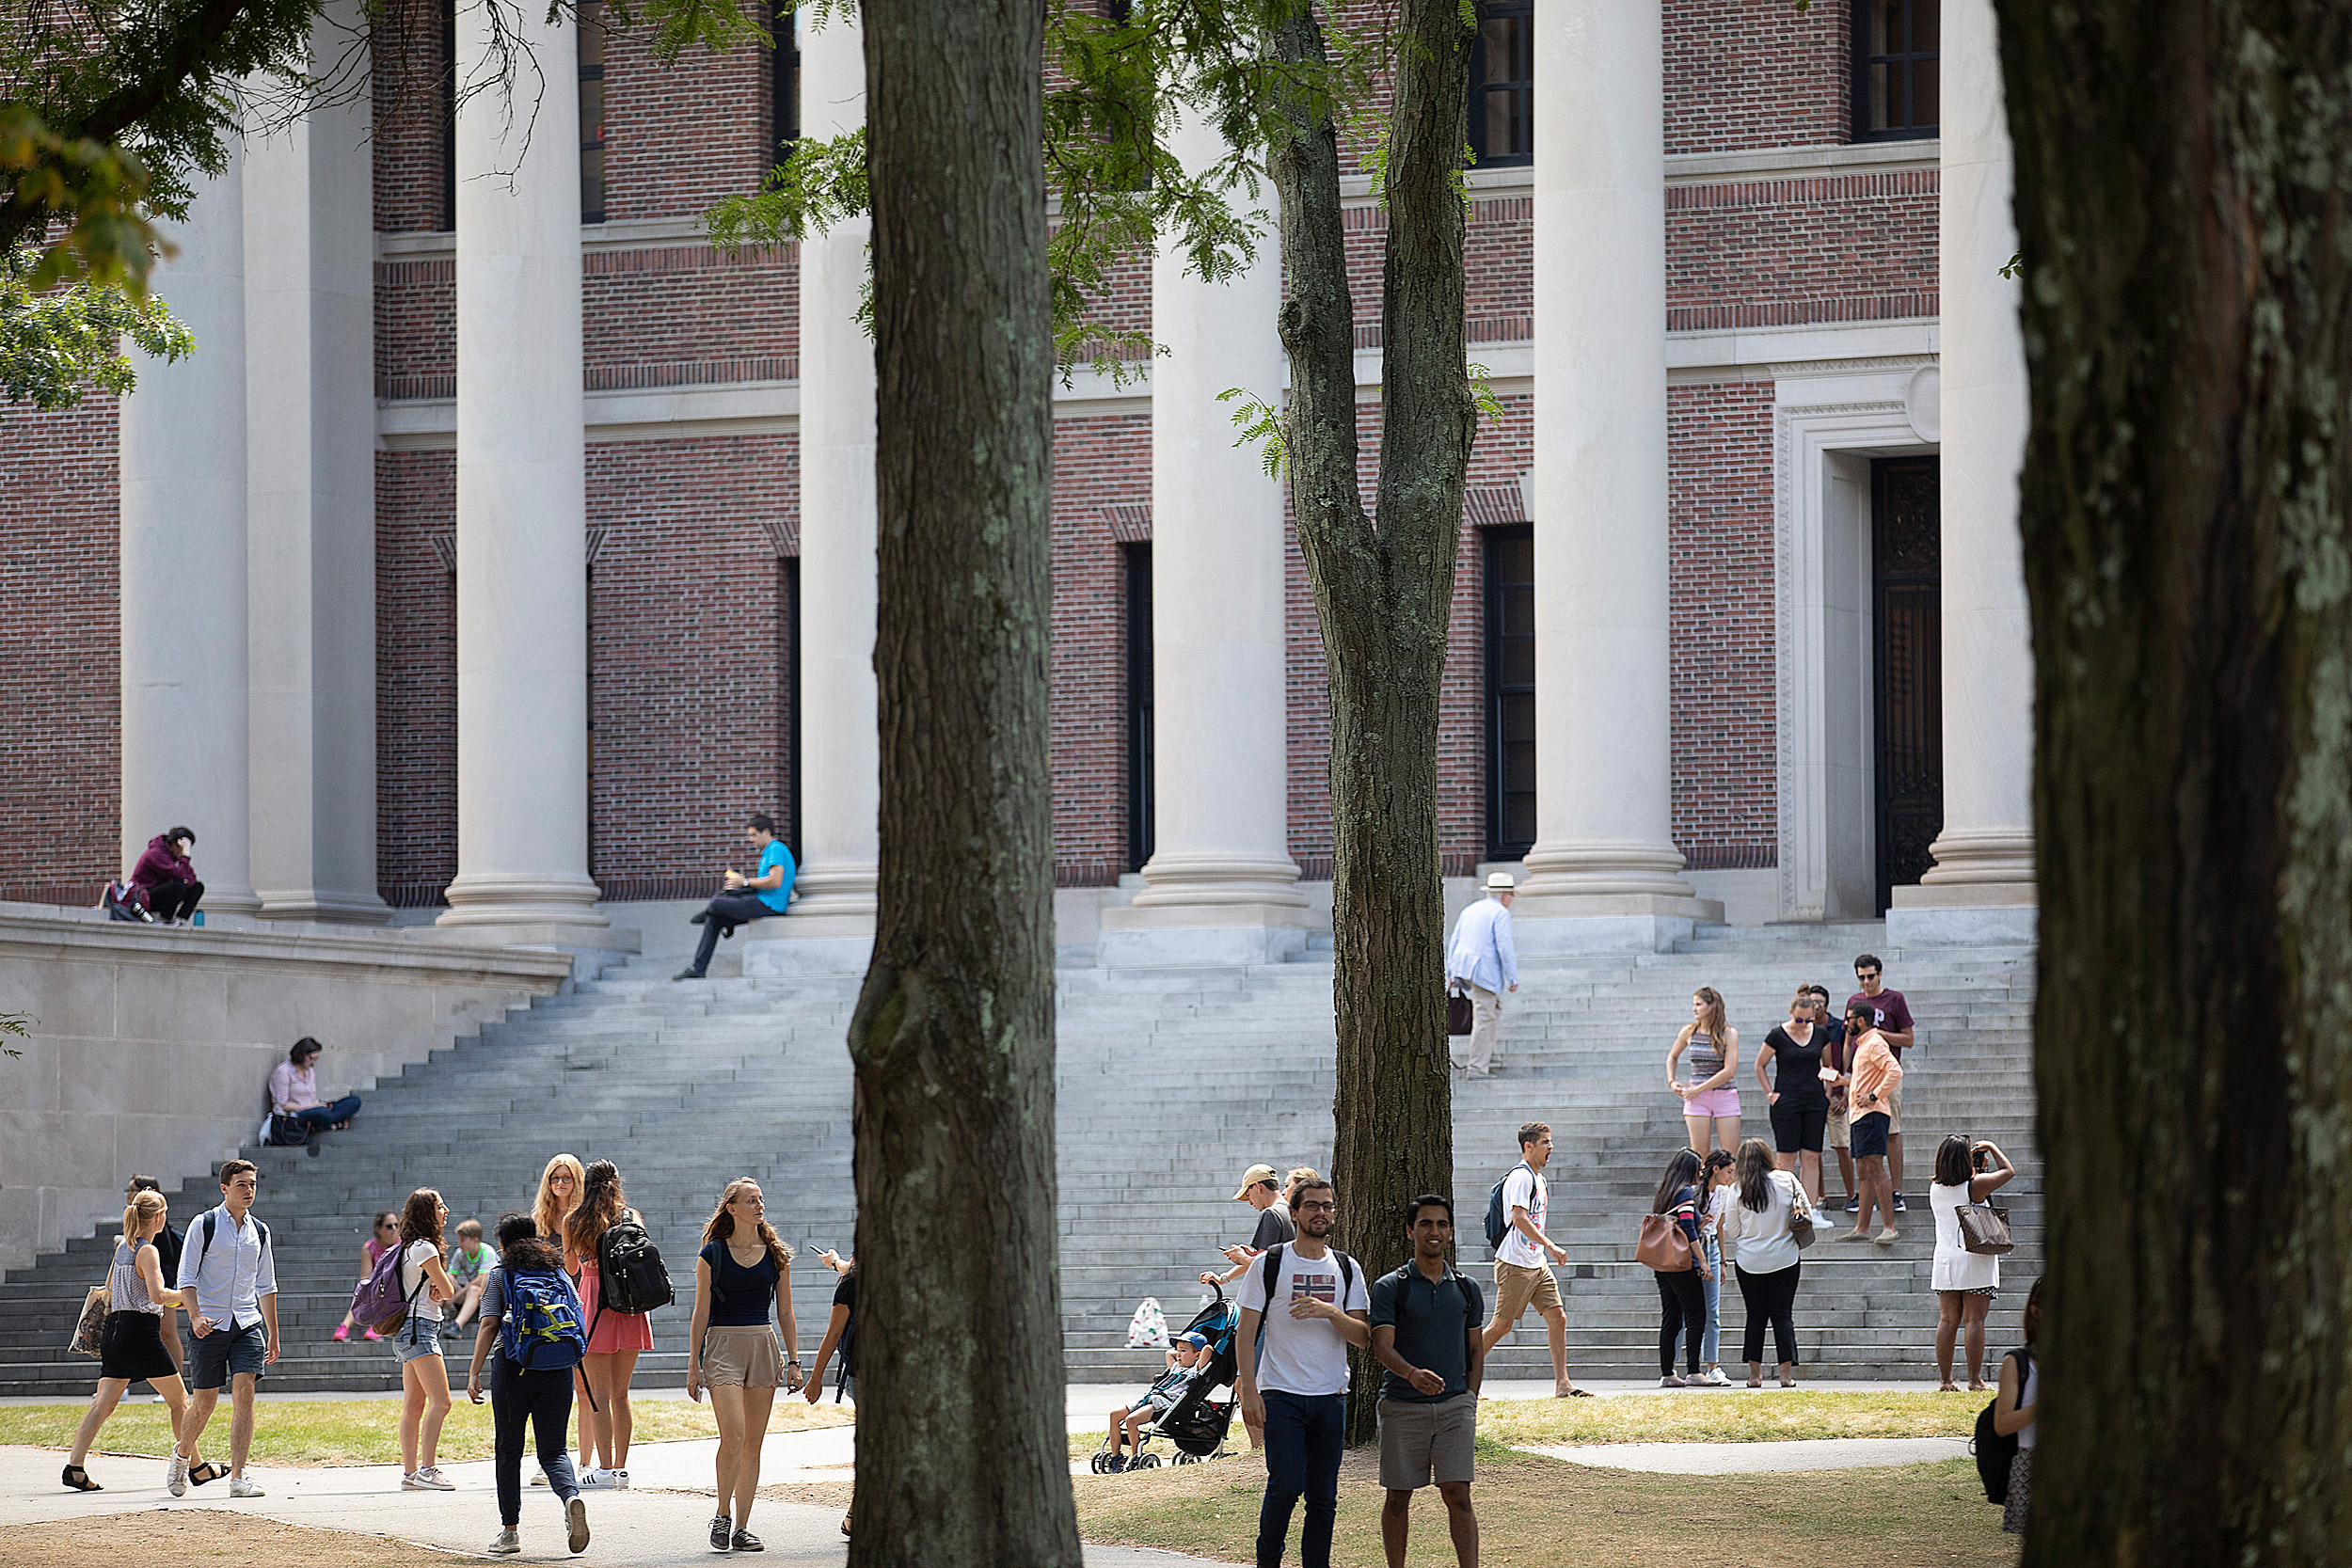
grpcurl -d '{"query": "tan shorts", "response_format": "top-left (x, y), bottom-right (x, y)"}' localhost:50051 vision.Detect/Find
top-left (699, 1324), bottom-right (786, 1389)
top-left (1884, 1076), bottom-right (1903, 1134)
top-left (1828, 1102), bottom-right (1851, 1151)
top-left (1489, 1259), bottom-right (1562, 1328)
top-left (1378, 1396), bottom-right (1476, 1490)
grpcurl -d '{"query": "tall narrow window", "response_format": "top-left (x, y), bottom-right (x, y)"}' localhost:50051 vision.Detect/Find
top-left (1484, 525), bottom-right (1535, 860)
top-left (771, 0), bottom-right (798, 165)
top-left (580, 1), bottom-right (607, 222)
top-left (1466, 1), bottom-right (1533, 169)
top-left (1853, 0), bottom-right (1939, 140)
top-left (1124, 542), bottom-right (1155, 873)
top-left (440, 0), bottom-right (457, 230)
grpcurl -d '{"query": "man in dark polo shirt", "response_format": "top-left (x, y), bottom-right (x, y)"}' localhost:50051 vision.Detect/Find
top-left (1368, 1194), bottom-right (1485, 1568)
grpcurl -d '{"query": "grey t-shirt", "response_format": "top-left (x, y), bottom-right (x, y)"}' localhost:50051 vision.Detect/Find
top-left (1251, 1200), bottom-right (1295, 1250)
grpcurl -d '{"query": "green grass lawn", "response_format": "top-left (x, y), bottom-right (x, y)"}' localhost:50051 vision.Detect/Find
top-left (0, 1395), bottom-right (852, 1467)
top-left (1072, 1388), bottom-right (1980, 1459)
top-left (1071, 1448), bottom-right (2016, 1567)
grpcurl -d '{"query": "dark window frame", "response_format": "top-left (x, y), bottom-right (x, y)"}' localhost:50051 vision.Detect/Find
top-left (1851, 0), bottom-right (1940, 142)
top-left (1483, 524), bottom-right (1535, 862)
top-left (439, 0), bottom-right (457, 230)
top-left (1123, 541), bottom-right (1155, 874)
top-left (580, 0), bottom-right (607, 223)
top-left (785, 555), bottom-right (803, 861)
top-left (1466, 0), bottom-right (1534, 170)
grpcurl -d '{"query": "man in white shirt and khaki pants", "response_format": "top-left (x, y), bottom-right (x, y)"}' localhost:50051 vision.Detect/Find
top-left (1446, 872), bottom-right (1518, 1077)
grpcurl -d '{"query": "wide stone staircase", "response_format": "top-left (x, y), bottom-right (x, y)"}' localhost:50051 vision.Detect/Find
top-left (0, 922), bottom-right (2037, 1395)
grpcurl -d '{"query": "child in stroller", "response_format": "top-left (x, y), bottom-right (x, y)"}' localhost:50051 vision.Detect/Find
top-left (1091, 1287), bottom-right (1242, 1473)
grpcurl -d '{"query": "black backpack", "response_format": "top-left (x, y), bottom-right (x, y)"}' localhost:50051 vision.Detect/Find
top-left (1973, 1349), bottom-right (2033, 1503)
top-left (595, 1212), bottom-right (674, 1319)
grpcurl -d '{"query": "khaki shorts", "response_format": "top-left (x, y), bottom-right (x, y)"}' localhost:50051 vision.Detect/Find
top-left (1378, 1396), bottom-right (1476, 1490)
top-left (1490, 1259), bottom-right (1562, 1328)
top-left (1884, 1076), bottom-right (1903, 1134)
top-left (1828, 1102), bottom-right (1851, 1151)
top-left (700, 1324), bottom-right (786, 1389)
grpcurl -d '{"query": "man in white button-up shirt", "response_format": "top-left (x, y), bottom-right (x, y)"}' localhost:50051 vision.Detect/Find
top-left (172, 1160), bottom-right (278, 1497)
top-left (1445, 873), bottom-right (1519, 1077)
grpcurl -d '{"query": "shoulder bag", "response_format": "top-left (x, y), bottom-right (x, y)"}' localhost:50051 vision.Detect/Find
top-left (69, 1251), bottom-right (113, 1356)
top-left (1957, 1200), bottom-right (2014, 1255)
top-left (1787, 1175), bottom-right (1818, 1251)
top-left (1635, 1213), bottom-right (1693, 1273)
top-left (1445, 982), bottom-right (1474, 1037)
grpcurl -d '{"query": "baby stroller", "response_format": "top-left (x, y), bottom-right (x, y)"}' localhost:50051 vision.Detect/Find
top-left (1089, 1284), bottom-right (1241, 1472)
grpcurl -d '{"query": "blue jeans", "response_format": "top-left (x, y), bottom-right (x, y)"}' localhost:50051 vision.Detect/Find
top-left (1675, 1234), bottom-right (1722, 1366)
top-left (291, 1096), bottom-right (362, 1131)
top-left (1257, 1390), bottom-right (1345, 1568)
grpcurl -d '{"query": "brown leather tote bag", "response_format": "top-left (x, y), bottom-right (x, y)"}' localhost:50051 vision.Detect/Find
top-left (1635, 1214), bottom-right (1693, 1272)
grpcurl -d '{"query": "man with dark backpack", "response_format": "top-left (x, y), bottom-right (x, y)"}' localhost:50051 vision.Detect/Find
top-left (1479, 1123), bottom-right (1585, 1398)
top-left (467, 1212), bottom-right (591, 1559)
top-left (1235, 1178), bottom-right (1371, 1568)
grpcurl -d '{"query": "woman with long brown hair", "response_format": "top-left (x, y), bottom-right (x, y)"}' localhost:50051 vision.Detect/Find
top-left (60, 1189), bottom-right (190, 1491)
top-left (565, 1159), bottom-right (654, 1488)
top-left (686, 1178), bottom-right (802, 1552)
top-left (1667, 987), bottom-right (1741, 1156)
top-left (392, 1187), bottom-right (458, 1489)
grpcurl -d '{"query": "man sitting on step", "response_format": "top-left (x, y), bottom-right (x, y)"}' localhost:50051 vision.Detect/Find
top-left (674, 814), bottom-right (797, 981)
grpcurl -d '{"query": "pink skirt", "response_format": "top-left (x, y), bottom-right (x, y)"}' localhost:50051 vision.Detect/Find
top-left (1683, 1086), bottom-right (1741, 1118)
top-left (577, 1265), bottom-right (654, 1354)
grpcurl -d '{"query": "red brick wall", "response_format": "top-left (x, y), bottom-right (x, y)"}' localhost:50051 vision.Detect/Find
top-left (375, 450), bottom-right (458, 902)
top-left (584, 244), bottom-right (798, 389)
top-left (1047, 412), bottom-right (1148, 884)
top-left (600, 17), bottom-right (774, 223)
top-left (1667, 171), bottom-right (1937, 331)
top-left (372, 0), bottom-right (450, 233)
top-left (0, 402), bottom-right (120, 902)
top-left (1663, 0), bottom-right (1851, 156)
top-left (1667, 379), bottom-right (1777, 863)
top-left (376, 255), bottom-right (454, 400)
top-left (585, 436), bottom-right (796, 894)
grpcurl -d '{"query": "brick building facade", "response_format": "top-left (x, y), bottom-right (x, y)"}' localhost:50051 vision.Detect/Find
top-left (2, 0), bottom-right (2026, 943)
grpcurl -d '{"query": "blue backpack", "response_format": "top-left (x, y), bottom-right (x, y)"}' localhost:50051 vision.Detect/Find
top-left (499, 1267), bottom-right (588, 1374)
top-left (1485, 1163), bottom-right (1533, 1250)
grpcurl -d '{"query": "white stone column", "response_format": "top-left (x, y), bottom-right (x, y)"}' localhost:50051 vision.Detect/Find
top-left (1097, 109), bottom-right (1308, 969)
top-left (1513, 0), bottom-right (1717, 951)
top-left (1889, 0), bottom-right (2036, 943)
top-left (748, 8), bottom-right (877, 974)
top-left (120, 150), bottom-right (260, 915)
top-left (245, 3), bottom-right (390, 924)
top-left (437, 0), bottom-right (612, 940)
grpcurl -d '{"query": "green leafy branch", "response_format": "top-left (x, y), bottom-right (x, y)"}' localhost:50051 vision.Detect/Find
top-left (0, 240), bottom-right (192, 408)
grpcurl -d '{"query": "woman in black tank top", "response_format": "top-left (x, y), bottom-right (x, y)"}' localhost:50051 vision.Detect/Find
top-left (1756, 990), bottom-right (1831, 1203)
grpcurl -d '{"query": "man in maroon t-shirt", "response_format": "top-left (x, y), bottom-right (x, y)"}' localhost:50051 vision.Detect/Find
top-left (1847, 955), bottom-right (1916, 1211)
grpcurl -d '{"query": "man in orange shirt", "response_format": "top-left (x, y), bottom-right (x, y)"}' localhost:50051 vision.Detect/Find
top-left (1836, 1006), bottom-right (1903, 1243)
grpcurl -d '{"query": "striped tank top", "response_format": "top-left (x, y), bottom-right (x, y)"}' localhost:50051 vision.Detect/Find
top-left (110, 1239), bottom-right (163, 1315)
top-left (1686, 1030), bottom-right (1724, 1080)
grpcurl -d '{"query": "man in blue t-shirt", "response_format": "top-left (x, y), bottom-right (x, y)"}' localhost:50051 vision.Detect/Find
top-left (675, 814), bottom-right (797, 980)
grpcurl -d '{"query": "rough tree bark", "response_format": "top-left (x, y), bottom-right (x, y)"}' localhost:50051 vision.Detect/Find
top-left (1266, 0), bottom-right (1475, 1444)
top-left (1997, 3), bottom-right (2352, 1561)
top-left (847, 3), bottom-right (1080, 1563)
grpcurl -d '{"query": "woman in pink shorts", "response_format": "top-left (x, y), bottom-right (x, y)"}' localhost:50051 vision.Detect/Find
top-left (565, 1161), bottom-right (657, 1488)
top-left (1668, 986), bottom-right (1741, 1156)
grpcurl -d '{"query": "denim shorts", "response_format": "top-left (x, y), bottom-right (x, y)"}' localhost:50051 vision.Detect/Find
top-left (393, 1321), bottom-right (446, 1366)
top-left (189, 1320), bottom-right (267, 1390)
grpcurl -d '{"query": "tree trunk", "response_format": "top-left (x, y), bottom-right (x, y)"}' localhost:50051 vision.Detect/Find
top-left (1267, 0), bottom-right (1476, 1445)
top-left (1997, 4), bottom-right (2352, 1561)
top-left (849, 3), bottom-right (1078, 1563)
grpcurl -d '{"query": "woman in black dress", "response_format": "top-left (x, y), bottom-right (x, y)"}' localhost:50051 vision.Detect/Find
top-left (61, 1189), bottom-right (192, 1491)
top-left (1754, 990), bottom-right (1831, 1205)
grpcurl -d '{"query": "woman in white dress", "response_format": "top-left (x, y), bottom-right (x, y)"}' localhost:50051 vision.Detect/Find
top-left (1929, 1135), bottom-right (2015, 1390)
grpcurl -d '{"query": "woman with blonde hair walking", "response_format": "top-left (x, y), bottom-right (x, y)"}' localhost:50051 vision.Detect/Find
top-left (391, 1187), bottom-right (458, 1490)
top-left (1667, 988), bottom-right (1741, 1156)
top-left (60, 1189), bottom-right (191, 1492)
top-left (566, 1159), bottom-right (656, 1488)
top-left (529, 1153), bottom-right (589, 1484)
top-left (686, 1178), bottom-right (803, 1552)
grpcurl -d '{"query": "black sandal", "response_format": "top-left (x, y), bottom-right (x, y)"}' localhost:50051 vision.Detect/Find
top-left (188, 1462), bottom-right (227, 1487)
top-left (61, 1465), bottom-right (102, 1492)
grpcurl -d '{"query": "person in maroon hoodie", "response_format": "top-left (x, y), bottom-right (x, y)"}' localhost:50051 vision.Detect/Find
top-left (131, 828), bottom-right (205, 923)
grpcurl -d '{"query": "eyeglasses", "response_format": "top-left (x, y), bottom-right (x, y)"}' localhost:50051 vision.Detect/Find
top-left (1855, 970), bottom-right (1880, 980)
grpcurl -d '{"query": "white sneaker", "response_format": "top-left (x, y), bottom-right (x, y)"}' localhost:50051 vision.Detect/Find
top-left (488, 1528), bottom-right (522, 1556)
top-left (167, 1453), bottom-right (188, 1497)
top-left (405, 1467), bottom-right (455, 1491)
top-left (1659, 1374), bottom-right (1684, 1387)
top-left (529, 1467), bottom-right (550, 1487)
top-left (576, 1469), bottom-right (601, 1489)
top-left (229, 1475), bottom-right (265, 1498)
top-left (566, 1496), bottom-right (591, 1555)
top-left (1700, 1367), bottom-right (1735, 1386)
top-left (604, 1468), bottom-right (629, 1490)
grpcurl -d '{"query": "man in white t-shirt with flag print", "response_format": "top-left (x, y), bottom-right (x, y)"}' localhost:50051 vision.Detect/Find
top-left (1235, 1177), bottom-right (1371, 1568)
